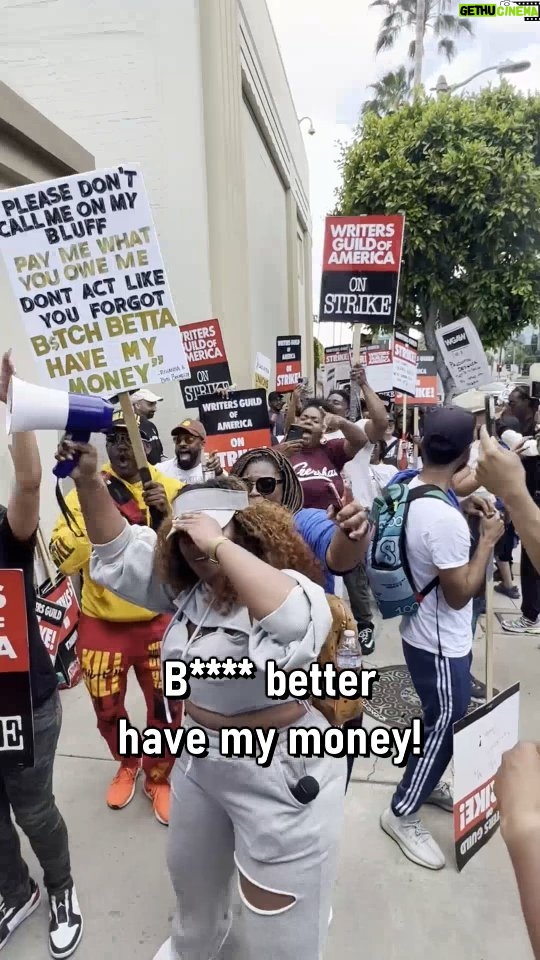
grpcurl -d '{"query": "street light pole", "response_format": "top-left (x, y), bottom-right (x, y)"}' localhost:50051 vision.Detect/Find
top-left (435, 59), bottom-right (531, 96)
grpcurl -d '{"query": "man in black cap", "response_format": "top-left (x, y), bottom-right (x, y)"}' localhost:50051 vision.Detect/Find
top-left (381, 407), bottom-right (504, 871)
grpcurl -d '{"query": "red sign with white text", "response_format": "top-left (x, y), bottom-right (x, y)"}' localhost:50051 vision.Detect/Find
top-left (179, 319), bottom-right (232, 407)
top-left (0, 570), bottom-right (29, 673)
top-left (0, 569), bottom-right (34, 768)
top-left (319, 215), bottom-right (405, 325)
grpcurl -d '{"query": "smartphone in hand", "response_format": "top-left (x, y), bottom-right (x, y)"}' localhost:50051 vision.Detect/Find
top-left (286, 425), bottom-right (304, 442)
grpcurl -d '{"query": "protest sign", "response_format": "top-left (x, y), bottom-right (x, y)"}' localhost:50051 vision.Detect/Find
top-left (319, 215), bottom-right (405, 325)
top-left (395, 352), bottom-right (439, 406)
top-left (392, 331), bottom-right (418, 398)
top-left (0, 570), bottom-right (34, 768)
top-left (276, 336), bottom-right (302, 392)
top-left (453, 684), bottom-right (519, 871)
top-left (359, 344), bottom-right (393, 397)
top-left (324, 344), bottom-right (351, 392)
top-left (179, 319), bottom-right (231, 408)
top-left (0, 165), bottom-right (190, 398)
top-left (36, 574), bottom-right (82, 689)
top-left (254, 352), bottom-right (271, 392)
top-left (436, 317), bottom-right (491, 392)
top-left (199, 389), bottom-right (271, 470)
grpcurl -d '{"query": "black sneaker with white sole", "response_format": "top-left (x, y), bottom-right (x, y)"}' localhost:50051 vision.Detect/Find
top-left (358, 625), bottom-right (375, 656)
top-left (49, 886), bottom-right (83, 959)
top-left (0, 878), bottom-right (41, 951)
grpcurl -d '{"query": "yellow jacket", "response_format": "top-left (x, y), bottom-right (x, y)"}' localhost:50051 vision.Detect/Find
top-left (49, 464), bottom-right (183, 623)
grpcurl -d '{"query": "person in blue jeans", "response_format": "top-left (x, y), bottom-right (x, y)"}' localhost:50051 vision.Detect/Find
top-left (380, 408), bottom-right (504, 871)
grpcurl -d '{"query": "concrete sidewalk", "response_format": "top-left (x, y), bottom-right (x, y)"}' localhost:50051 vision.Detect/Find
top-left (7, 581), bottom-right (536, 959)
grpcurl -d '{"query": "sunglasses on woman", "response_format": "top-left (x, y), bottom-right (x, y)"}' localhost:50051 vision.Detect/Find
top-left (241, 476), bottom-right (284, 496)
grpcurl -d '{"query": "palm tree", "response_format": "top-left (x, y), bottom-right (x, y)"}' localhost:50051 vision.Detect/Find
top-left (362, 66), bottom-right (412, 116)
top-left (371, 0), bottom-right (473, 64)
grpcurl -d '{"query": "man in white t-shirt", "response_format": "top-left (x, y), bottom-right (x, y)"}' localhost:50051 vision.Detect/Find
top-left (381, 407), bottom-right (504, 871)
top-left (160, 419), bottom-right (225, 483)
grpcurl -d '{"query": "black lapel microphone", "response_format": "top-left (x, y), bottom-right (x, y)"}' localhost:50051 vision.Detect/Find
top-left (290, 776), bottom-right (320, 804)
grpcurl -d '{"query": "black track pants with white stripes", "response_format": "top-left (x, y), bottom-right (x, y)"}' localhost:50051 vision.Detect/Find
top-left (391, 641), bottom-right (471, 818)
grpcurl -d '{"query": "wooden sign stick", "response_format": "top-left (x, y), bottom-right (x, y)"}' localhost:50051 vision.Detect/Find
top-left (413, 406), bottom-right (419, 469)
top-left (117, 392), bottom-right (165, 527)
top-left (350, 326), bottom-right (363, 420)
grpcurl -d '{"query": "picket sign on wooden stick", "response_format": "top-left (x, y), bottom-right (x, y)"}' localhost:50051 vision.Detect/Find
top-left (118, 392), bottom-right (151, 479)
top-left (398, 395), bottom-right (408, 470)
top-left (413, 406), bottom-right (420, 469)
top-left (36, 527), bottom-right (56, 585)
top-left (350, 326), bottom-right (363, 421)
top-left (485, 558), bottom-right (494, 702)
top-left (483, 394), bottom-right (497, 703)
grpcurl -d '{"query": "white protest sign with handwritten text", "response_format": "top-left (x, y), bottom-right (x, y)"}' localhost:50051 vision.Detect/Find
top-left (0, 164), bottom-right (190, 397)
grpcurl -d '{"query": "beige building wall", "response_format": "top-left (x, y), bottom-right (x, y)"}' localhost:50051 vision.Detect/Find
top-left (0, 82), bottom-right (94, 541)
top-left (1, 0), bottom-right (313, 454)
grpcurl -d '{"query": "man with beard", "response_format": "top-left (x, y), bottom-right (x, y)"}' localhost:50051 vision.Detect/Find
top-left (500, 385), bottom-right (540, 634)
top-left (380, 408), bottom-right (503, 870)
top-left (49, 413), bottom-right (182, 824)
top-left (131, 388), bottom-right (164, 464)
top-left (160, 419), bottom-right (225, 483)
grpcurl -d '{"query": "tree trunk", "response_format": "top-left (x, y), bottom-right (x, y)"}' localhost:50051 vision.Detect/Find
top-left (413, 0), bottom-right (426, 90)
top-left (423, 305), bottom-right (455, 404)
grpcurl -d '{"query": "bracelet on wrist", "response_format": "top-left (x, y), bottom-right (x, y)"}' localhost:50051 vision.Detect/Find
top-left (207, 536), bottom-right (230, 564)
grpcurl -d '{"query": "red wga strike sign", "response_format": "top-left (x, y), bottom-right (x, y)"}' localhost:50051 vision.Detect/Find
top-left (276, 336), bottom-right (302, 392)
top-left (36, 574), bottom-right (81, 688)
top-left (0, 570), bottom-right (34, 768)
top-left (179, 318), bottom-right (231, 408)
top-left (319, 215), bottom-right (405, 325)
top-left (198, 389), bottom-right (271, 470)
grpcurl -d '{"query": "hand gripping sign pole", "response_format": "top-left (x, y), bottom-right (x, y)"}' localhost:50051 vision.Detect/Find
top-left (117, 392), bottom-right (163, 529)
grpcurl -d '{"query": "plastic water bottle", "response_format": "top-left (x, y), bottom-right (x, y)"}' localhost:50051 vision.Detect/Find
top-left (336, 629), bottom-right (362, 671)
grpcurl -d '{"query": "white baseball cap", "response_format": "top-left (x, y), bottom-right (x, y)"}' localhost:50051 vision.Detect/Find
top-left (131, 389), bottom-right (163, 403)
top-left (167, 488), bottom-right (249, 539)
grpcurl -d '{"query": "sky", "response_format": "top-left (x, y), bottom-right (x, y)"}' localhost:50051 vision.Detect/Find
top-left (266, 0), bottom-right (539, 346)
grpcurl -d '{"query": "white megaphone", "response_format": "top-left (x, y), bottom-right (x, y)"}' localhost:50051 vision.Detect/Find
top-left (7, 377), bottom-right (115, 479)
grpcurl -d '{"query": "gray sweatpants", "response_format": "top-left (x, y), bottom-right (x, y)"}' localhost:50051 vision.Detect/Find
top-left (166, 708), bottom-right (345, 960)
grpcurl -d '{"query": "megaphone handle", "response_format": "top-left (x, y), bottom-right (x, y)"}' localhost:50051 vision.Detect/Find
top-left (52, 430), bottom-right (91, 479)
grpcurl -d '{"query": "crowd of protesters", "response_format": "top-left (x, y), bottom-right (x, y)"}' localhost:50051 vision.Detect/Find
top-left (3, 347), bottom-right (540, 960)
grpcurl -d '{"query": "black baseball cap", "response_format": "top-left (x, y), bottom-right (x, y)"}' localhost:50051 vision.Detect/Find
top-left (422, 407), bottom-right (475, 465)
top-left (268, 391), bottom-right (285, 404)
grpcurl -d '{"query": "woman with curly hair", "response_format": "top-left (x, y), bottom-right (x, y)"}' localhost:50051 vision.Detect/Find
top-left (230, 447), bottom-right (370, 594)
top-left (55, 441), bottom-right (345, 960)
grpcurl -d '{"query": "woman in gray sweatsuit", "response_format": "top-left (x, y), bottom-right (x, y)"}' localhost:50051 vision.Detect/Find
top-left (63, 443), bottom-right (346, 960)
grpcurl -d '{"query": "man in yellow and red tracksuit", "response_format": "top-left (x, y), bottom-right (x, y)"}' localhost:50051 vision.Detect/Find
top-left (50, 412), bottom-right (183, 825)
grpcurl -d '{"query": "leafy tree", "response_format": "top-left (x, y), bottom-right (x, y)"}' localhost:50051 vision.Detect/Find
top-left (362, 66), bottom-right (412, 117)
top-left (335, 84), bottom-right (540, 397)
top-left (371, 0), bottom-right (473, 64)
top-left (313, 336), bottom-right (324, 371)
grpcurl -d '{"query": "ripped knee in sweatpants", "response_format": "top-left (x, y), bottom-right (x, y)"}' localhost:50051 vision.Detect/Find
top-left (236, 860), bottom-right (296, 916)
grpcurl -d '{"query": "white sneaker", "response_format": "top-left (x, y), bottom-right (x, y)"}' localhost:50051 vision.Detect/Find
top-left (152, 939), bottom-right (172, 960)
top-left (502, 615), bottom-right (540, 634)
top-left (425, 781), bottom-right (453, 813)
top-left (48, 885), bottom-right (83, 958)
top-left (380, 807), bottom-right (445, 870)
